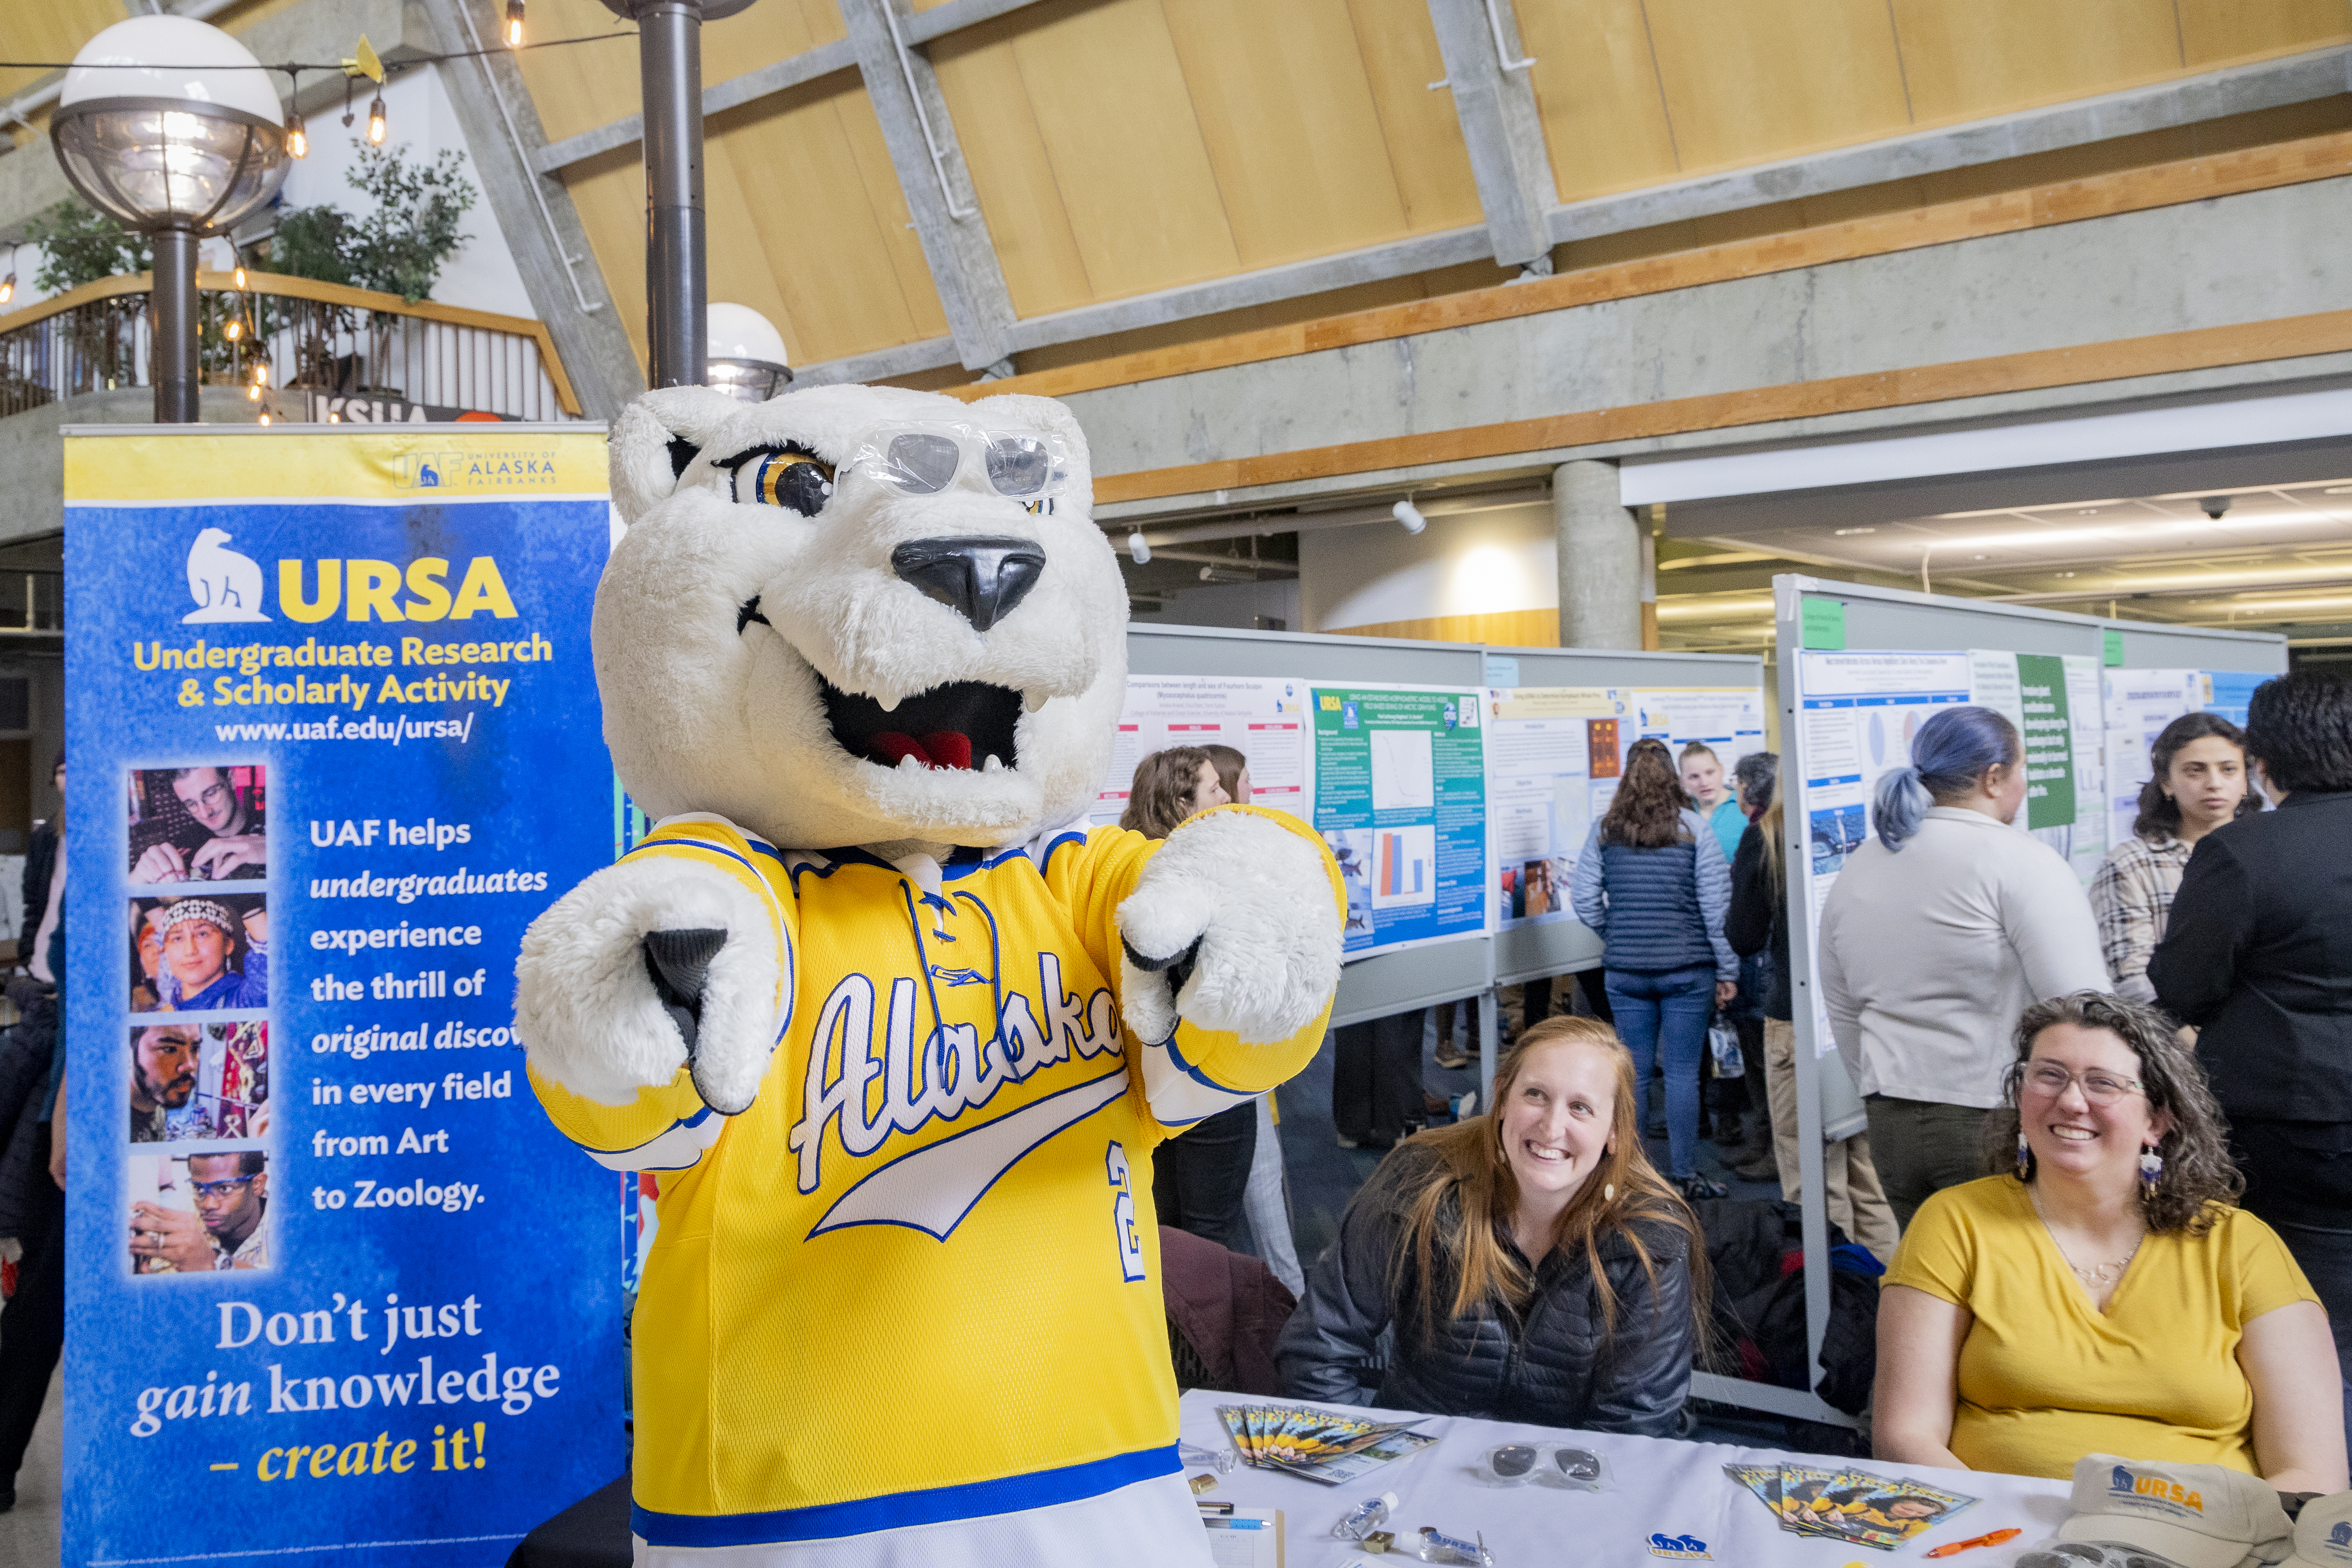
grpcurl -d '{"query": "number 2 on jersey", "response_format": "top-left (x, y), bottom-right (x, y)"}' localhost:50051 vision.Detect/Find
top-left (1106, 1141), bottom-right (1147, 1282)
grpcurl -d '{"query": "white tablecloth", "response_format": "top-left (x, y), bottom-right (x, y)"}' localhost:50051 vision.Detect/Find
top-left (1177, 1390), bottom-right (2075, 1567)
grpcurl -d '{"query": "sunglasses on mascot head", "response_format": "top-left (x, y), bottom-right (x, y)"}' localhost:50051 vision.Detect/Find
top-left (845, 422), bottom-right (1072, 501)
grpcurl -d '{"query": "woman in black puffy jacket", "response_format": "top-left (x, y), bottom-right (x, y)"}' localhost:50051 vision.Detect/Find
top-left (1274, 1016), bottom-right (1706, 1432)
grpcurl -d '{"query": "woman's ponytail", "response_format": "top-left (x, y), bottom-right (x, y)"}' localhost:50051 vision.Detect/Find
top-left (1871, 705), bottom-right (2021, 852)
top-left (1873, 766), bottom-right (1931, 851)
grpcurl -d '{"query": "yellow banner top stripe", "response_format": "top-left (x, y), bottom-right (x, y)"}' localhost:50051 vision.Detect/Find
top-left (62, 427), bottom-right (610, 504)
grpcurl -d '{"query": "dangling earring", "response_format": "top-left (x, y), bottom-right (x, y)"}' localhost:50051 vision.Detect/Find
top-left (2016, 1130), bottom-right (2032, 1181)
top-left (1603, 1184), bottom-right (1615, 1202)
top-left (2139, 1142), bottom-right (2163, 1196)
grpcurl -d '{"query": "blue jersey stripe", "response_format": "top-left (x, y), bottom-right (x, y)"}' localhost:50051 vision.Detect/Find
top-left (630, 1444), bottom-right (1180, 1546)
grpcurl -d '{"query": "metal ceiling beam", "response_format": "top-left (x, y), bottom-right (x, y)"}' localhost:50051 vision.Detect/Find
top-left (1423, 0), bottom-right (1556, 270)
top-left (836, 0), bottom-right (1018, 373)
top-left (533, 39), bottom-right (858, 174)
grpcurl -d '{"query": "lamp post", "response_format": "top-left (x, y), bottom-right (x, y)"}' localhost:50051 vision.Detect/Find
top-left (52, 16), bottom-right (290, 424)
top-left (600, 0), bottom-right (755, 390)
top-left (705, 302), bottom-right (791, 402)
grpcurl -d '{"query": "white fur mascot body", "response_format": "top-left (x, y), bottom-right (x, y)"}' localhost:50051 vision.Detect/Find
top-left (516, 384), bottom-right (1344, 1566)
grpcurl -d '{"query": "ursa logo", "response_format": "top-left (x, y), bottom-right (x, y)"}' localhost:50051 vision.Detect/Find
top-left (182, 528), bottom-right (270, 625)
top-left (2111, 1466), bottom-right (2204, 1512)
top-left (2329, 1522), bottom-right (2350, 1550)
top-left (1648, 1535), bottom-right (1710, 1559)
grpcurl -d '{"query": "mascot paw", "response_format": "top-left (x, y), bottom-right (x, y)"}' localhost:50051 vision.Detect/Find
top-left (516, 855), bottom-right (781, 1114)
top-left (1115, 811), bottom-right (1342, 1045)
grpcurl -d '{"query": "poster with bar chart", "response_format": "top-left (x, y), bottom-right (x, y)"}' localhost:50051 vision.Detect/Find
top-left (1312, 685), bottom-right (1487, 958)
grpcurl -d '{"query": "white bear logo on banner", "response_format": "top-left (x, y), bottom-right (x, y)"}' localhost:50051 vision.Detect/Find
top-left (180, 527), bottom-right (270, 624)
top-left (514, 382), bottom-right (1343, 1567)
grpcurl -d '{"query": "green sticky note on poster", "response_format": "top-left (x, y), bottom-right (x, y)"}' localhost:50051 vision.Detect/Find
top-left (1801, 598), bottom-right (1846, 650)
top-left (2104, 629), bottom-right (2126, 666)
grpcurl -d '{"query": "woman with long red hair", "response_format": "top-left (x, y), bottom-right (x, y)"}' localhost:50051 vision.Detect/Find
top-left (1276, 1017), bottom-right (1706, 1430)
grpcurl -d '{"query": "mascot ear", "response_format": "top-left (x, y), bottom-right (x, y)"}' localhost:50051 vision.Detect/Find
top-left (610, 385), bottom-right (751, 529)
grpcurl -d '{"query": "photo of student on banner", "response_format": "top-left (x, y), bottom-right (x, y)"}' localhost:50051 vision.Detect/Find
top-left (126, 1150), bottom-right (270, 1274)
top-left (129, 1022), bottom-right (268, 1143)
top-left (127, 764), bottom-right (267, 884)
top-left (128, 895), bottom-right (267, 1013)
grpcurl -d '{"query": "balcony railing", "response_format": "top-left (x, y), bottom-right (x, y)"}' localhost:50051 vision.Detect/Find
top-left (0, 269), bottom-right (582, 422)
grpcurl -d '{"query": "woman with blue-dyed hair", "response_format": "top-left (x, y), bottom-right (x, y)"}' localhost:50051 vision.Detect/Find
top-left (1817, 705), bottom-right (2110, 1228)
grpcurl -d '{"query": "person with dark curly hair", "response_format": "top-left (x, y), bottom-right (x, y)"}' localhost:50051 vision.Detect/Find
top-left (1873, 992), bottom-right (2346, 1489)
top-left (2154, 666), bottom-right (2352, 1452)
top-left (2091, 712), bottom-right (2256, 1003)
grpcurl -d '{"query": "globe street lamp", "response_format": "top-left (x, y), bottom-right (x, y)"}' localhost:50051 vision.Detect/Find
top-left (53, 16), bottom-right (290, 423)
top-left (705, 302), bottom-right (791, 402)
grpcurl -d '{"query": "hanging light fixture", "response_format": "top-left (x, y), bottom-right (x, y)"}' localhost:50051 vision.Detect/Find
top-left (366, 92), bottom-right (387, 145)
top-left (0, 246), bottom-right (15, 306)
top-left (286, 111), bottom-right (307, 159)
top-left (506, 0), bottom-right (527, 48)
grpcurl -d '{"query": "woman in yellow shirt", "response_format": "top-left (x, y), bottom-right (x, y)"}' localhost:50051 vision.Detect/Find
top-left (1875, 991), bottom-right (2346, 1488)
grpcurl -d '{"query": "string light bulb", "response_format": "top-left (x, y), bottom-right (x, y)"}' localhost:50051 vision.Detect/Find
top-left (252, 363), bottom-right (268, 387)
top-left (223, 317), bottom-right (241, 341)
top-left (366, 93), bottom-right (387, 145)
top-left (247, 383), bottom-right (261, 401)
top-left (0, 244), bottom-right (14, 306)
top-left (505, 0), bottom-right (525, 47)
top-left (232, 262), bottom-right (246, 289)
top-left (258, 411), bottom-right (271, 425)
top-left (286, 112), bottom-right (307, 159)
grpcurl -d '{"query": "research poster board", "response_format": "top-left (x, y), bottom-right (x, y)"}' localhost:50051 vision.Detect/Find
top-left (1312, 683), bottom-right (1488, 958)
top-left (62, 427), bottom-right (625, 1567)
top-left (1089, 675), bottom-right (1312, 825)
top-left (1484, 686), bottom-right (1623, 931)
top-left (1969, 650), bottom-right (2108, 885)
top-left (1626, 685), bottom-right (1770, 778)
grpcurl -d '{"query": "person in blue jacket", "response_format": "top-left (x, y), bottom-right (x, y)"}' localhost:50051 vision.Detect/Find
top-left (1573, 737), bottom-right (1737, 1201)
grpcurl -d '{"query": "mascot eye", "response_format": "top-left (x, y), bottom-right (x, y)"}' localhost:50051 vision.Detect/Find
top-left (731, 449), bottom-right (834, 516)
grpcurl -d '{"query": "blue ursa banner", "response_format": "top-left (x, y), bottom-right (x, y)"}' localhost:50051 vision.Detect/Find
top-left (60, 426), bottom-right (623, 1568)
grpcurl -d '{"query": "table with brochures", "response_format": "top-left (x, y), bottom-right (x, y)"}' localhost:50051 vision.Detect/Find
top-left (1178, 1390), bottom-right (2074, 1566)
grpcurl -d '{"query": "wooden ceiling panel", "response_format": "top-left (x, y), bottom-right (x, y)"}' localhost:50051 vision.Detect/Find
top-left (1889, 0), bottom-right (2183, 125)
top-left (1342, 0), bottom-right (1483, 232)
top-left (515, 0), bottom-right (842, 146)
top-left (705, 83), bottom-right (951, 363)
top-left (992, 0), bottom-right (1242, 302)
top-left (2175, 0), bottom-right (2352, 68)
top-left (1159, 0), bottom-right (1412, 268)
top-left (0, 0), bottom-right (126, 110)
top-left (1642, 0), bottom-right (1914, 173)
top-left (561, 152), bottom-right (653, 368)
top-left (1514, 0), bottom-right (1681, 199)
top-left (928, 15), bottom-right (1098, 318)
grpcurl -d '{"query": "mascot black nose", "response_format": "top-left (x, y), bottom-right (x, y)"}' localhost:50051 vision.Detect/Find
top-left (891, 536), bottom-right (1045, 632)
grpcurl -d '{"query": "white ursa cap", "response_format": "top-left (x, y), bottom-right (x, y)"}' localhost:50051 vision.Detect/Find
top-left (2057, 1456), bottom-right (2293, 1568)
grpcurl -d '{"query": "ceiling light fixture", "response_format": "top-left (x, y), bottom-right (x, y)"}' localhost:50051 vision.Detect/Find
top-left (1127, 531), bottom-right (1150, 565)
top-left (1392, 499), bottom-right (1427, 534)
top-left (1832, 526), bottom-right (1876, 536)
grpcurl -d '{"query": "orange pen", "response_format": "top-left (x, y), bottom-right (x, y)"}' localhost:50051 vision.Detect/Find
top-left (1926, 1529), bottom-right (2023, 1558)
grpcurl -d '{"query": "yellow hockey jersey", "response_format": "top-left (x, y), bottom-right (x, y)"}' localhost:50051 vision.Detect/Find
top-left (529, 806), bottom-right (1341, 1551)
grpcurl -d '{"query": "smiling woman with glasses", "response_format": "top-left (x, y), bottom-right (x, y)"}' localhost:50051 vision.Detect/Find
top-left (1871, 991), bottom-right (2346, 1492)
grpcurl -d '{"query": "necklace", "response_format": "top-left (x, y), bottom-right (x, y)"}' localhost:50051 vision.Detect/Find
top-left (2027, 1188), bottom-right (2143, 1291)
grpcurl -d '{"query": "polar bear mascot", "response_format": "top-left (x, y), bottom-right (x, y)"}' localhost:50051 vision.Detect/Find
top-left (515, 382), bottom-right (1345, 1566)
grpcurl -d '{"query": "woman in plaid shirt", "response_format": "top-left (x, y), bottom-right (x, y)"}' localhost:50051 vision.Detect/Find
top-left (2090, 712), bottom-right (2257, 1003)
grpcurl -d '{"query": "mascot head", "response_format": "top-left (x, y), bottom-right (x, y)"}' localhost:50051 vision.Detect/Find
top-left (597, 383), bottom-right (1126, 850)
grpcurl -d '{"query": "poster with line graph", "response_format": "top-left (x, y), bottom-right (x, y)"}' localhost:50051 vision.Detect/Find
top-left (1312, 685), bottom-right (1486, 959)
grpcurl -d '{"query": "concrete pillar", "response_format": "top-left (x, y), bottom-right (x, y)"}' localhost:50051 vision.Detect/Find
top-left (1553, 459), bottom-right (1643, 649)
